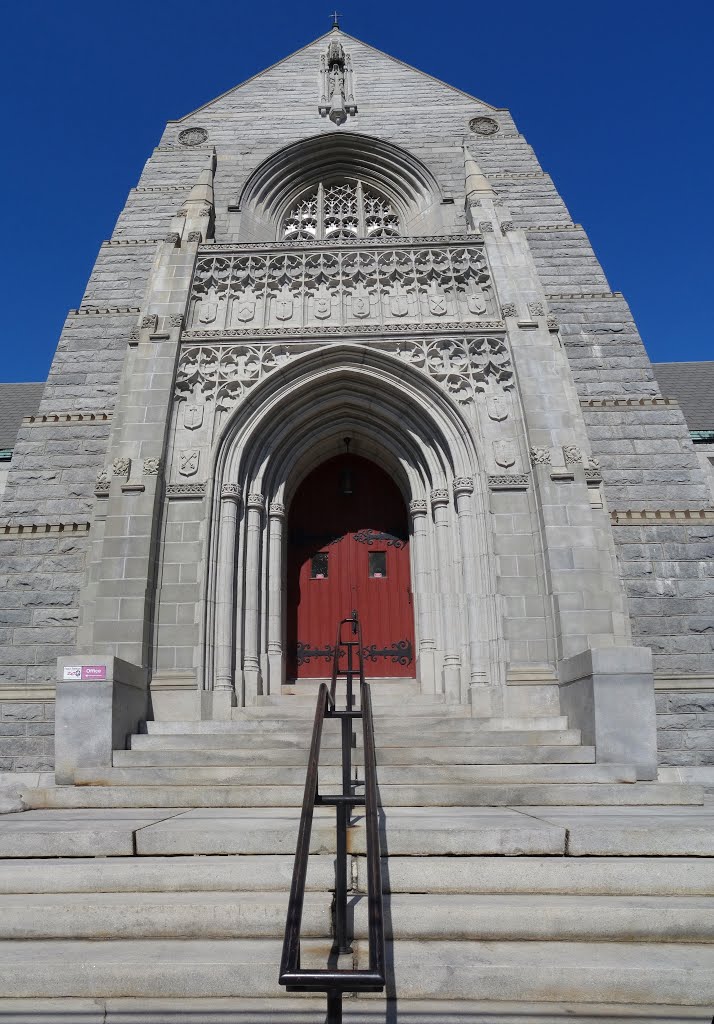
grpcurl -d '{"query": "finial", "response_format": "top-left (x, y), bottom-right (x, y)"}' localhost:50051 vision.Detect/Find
top-left (330, 10), bottom-right (341, 29)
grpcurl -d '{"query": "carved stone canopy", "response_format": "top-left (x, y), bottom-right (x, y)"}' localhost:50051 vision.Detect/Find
top-left (319, 37), bottom-right (357, 124)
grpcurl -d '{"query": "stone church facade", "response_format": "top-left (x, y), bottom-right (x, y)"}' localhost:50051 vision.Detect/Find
top-left (1, 29), bottom-right (713, 783)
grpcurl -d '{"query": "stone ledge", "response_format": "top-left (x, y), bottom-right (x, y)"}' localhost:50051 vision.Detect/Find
top-left (610, 509), bottom-right (714, 524)
top-left (0, 522), bottom-right (91, 538)
top-left (655, 675), bottom-right (714, 691)
top-left (0, 686), bottom-right (55, 702)
top-left (202, 233), bottom-right (483, 254)
top-left (182, 320), bottom-right (506, 341)
top-left (22, 412), bottom-right (112, 426)
top-left (523, 223), bottom-right (579, 231)
top-left (581, 397), bottom-right (677, 408)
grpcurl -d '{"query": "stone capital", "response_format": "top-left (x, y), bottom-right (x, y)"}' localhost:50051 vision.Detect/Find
top-left (247, 492), bottom-right (265, 512)
top-left (268, 501), bottom-right (286, 518)
top-left (430, 488), bottom-right (450, 509)
top-left (408, 498), bottom-right (428, 517)
top-left (221, 483), bottom-right (242, 502)
top-left (452, 476), bottom-right (474, 496)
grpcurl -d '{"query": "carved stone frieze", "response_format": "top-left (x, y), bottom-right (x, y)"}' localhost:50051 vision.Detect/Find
top-left (187, 245), bottom-right (498, 332)
top-left (488, 473), bottom-right (529, 489)
top-left (167, 482), bottom-right (206, 496)
top-left (141, 314), bottom-right (158, 331)
top-left (563, 444), bottom-right (582, 466)
top-left (479, 221), bottom-right (494, 233)
top-left (174, 335), bottom-right (514, 413)
top-left (169, 315), bottom-right (184, 329)
top-left (528, 301), bottom-right (544, 317)
top-left (129, 326), bottom-right (141, 342)
top-left (501, 222), bottom-right (515, 233)
top-left (112, 457), bottom-right (131, 477)
top-left (143, 458), bottom-right (161, 476)
top-left (164, 233), bottom-right (180, 246)
top-left (187, 231), bottom-right (202, 242)
top-left (95, 471), bottom-right (111, 493)
top-left (546, 314), bottom-right (559, 329)
top-left (501, 303), bottom-right (517, 318)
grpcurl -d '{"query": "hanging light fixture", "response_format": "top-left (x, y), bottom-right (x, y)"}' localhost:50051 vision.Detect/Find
top-left (339, 437), bottom-right (353, 496)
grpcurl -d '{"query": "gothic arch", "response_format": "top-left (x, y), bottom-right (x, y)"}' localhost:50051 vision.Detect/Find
top-left (233, 133), bottom-right (445, 239)
top-left (200, 345), bottom-right (504, 712)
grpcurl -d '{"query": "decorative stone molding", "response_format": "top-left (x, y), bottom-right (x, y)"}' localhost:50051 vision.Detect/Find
top-left (102, 238), bottom-right (165, 246)
top-left (562, 445), bottom-right (582, 466)
top-left (112, 457), bottom-right (131, 477)
top-left (169, 315), bottom-right (184, 329)
top-left (23, 412), bottom-right (112, 426)
top-left (479, 221), bottom-right (494, 233)
top-left (142, 458), bottom-right (161, 476)
top-left (178, 127), bottom-right (208, 146)
top-left (581, 397), bottom-right (677, 408)
top-left (207, 234), bottom-right (484, 255)
top-left (528, 301), bottom-right (545, 317)
top-left (247, 493), bottom-right (266, 511)
top-left (529, 446), bottom-right (551, 466)
top-left (501, 222), bottom-right (515, 233)
top-left (610, 509), bottom-right (714, 524)
top-left (164, 233), bottom-right (180, 246)
top-left (469, 116), bottom-right (500, 135)
top-left (453, 477), bottom-right (474, 495)
top-left (501, 303), bottom-right (517, 318)
top-left (545, 290), bottom-right (620, 300)
top-left (0, 522), bottom-right (91, 538)
top-left (199, 209), bottom-right (211, 217)
top-left (488, 474), bottom-right (529, 490)
top-left (268, 501), bottom-right (286, 517)
top-left (182, 320), bottom-right (506, 341)
top-left (187, 244), bottom-right (497, 332)
top-left (584, 467), bottom-right (603, 483)
top-left (430, 488), bottom-right (449, 508)
top-left (129, 327), bottom-right (141, 342)
top-left (187, 231), bottom-right (202, 242)
top-left (175, 336), bottom-right (513, 413)
top-left (167, 483), bottom-right (206, 497)
top-left (524, 223), bottom-right (579, 232)
top-left (141, 314), bottom-right (158, 331)
top-left (546, 313), bottom-right (559, 330)
top-left (221, 483), bottom-right (242, 501)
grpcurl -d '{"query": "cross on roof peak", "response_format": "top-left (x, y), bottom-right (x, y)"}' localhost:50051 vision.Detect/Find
top-left (330, 10), bottom-right (342, 29)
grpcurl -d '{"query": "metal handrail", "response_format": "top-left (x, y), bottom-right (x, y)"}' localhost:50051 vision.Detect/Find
top-left (279, 613), bottom-right (385, 1022)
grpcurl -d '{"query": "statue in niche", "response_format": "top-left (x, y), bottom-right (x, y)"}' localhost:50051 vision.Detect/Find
top-left (318, 39), bottom-right (357, 125)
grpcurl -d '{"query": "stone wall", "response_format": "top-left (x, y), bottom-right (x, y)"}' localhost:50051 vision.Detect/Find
top-left (657, 691), bottom-right (714, 770)
top-left (0, 702), bottom-right (54, 772)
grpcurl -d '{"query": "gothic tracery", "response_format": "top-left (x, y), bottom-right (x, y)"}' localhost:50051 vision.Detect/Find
top-left (282, 182), bottom-right (400, 241)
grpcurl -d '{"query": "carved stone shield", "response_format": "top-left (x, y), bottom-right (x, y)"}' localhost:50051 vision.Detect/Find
top-left (183, 404), bottom-right (203, 430)
top-left (493, 439), bottom-right (516, 468)
top-left (486, 394), bottom-right (508, 422)
top-left (233, 298), bottom-right (256, 323)
top-left (428, 293), bottom-right (447, 316)
top-left (467, 290), bottom-right (487, 315)
top-left (179, 450), bottom-right (200, 477)
top-left (276, 295), bottom-right (294, 321)
top-left (198, 301), bottom-right (217, 325)
top-left (314, 295), bottom-right (331, 319)
top-left (352, 293), bottom-right (371, 318)
top-left (390, 290), bottom-right (409, 317)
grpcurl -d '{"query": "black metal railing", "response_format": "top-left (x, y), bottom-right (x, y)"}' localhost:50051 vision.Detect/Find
top-left (280, 611), bottom-right (385, 1023)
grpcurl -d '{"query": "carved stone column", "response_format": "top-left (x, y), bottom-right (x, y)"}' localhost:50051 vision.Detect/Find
top-left (243, 493), bottom-right (265, 703)
top-left (453, 477), bottom-right (492, 713)
top-left (409, 497), bottom-right (437, 694)
top-left (267, 501), bottom-right (286, 694)
top-left (213, 484), bottom-right (242, 718)
top-left (431, 488), bottom-right (461, 702)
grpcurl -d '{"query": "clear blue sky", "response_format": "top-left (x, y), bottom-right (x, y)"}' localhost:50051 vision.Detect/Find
top-left (1, 0), bottom-right (711, 382)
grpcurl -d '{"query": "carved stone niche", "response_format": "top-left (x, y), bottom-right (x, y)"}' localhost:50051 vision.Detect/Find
top-left (318, 37), bottom-right (357, 125)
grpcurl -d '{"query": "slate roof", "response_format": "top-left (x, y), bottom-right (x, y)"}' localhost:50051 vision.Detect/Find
top-left (0, 382), bottom-right (45, 451)
top-left (653, 362), bottom-right (714, 432)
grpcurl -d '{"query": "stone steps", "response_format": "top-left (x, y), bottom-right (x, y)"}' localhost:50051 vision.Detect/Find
top-left (79, 763), bottom-right (637, 786)
top-left (146, 714), bottom-right (570, 730)
top-left (115, 743), bottom-right (598, 766)
top-left (0, 937), bottom-right (711, 1004)
top-left (1, 890), bottom-right (712, 943)
top-left (133, 728), bottom-right (584, 748)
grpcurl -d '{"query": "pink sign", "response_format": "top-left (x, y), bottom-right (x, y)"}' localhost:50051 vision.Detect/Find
top-left (63, 665), bottom-right (107, 681)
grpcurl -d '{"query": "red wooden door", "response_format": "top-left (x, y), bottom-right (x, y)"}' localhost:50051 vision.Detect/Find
top-left (287, 455), bottom-right (414, 679)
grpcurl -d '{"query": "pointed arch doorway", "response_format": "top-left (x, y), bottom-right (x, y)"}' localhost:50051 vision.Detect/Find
top-left (287, 454), bottom-right (415, 679)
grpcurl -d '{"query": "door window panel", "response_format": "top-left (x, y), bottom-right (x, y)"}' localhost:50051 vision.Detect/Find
top-left (311, 552), bottom-right (329, 579)
top-left (368, 551), bottom-right (387, 578)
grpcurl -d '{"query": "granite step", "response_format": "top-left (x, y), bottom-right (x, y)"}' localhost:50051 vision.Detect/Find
top-left (0, 997), bottom-right (705, 1024)
top-left (115, 744), bottom-right (598, 767)
top-left (0, 938), bottom-right (711, 1004)
top-left (0, 890), bottom-right (711, 943)
top-left (23, 783), bottom-right (702, 810)
top-left (77, 763), bottom-right (637, 786)
top-left (133, 728), bottom-right (584, 748)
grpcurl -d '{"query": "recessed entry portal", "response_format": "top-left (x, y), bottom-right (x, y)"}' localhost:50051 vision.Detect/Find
top-left (287, 455), bottom-right (415, 679)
